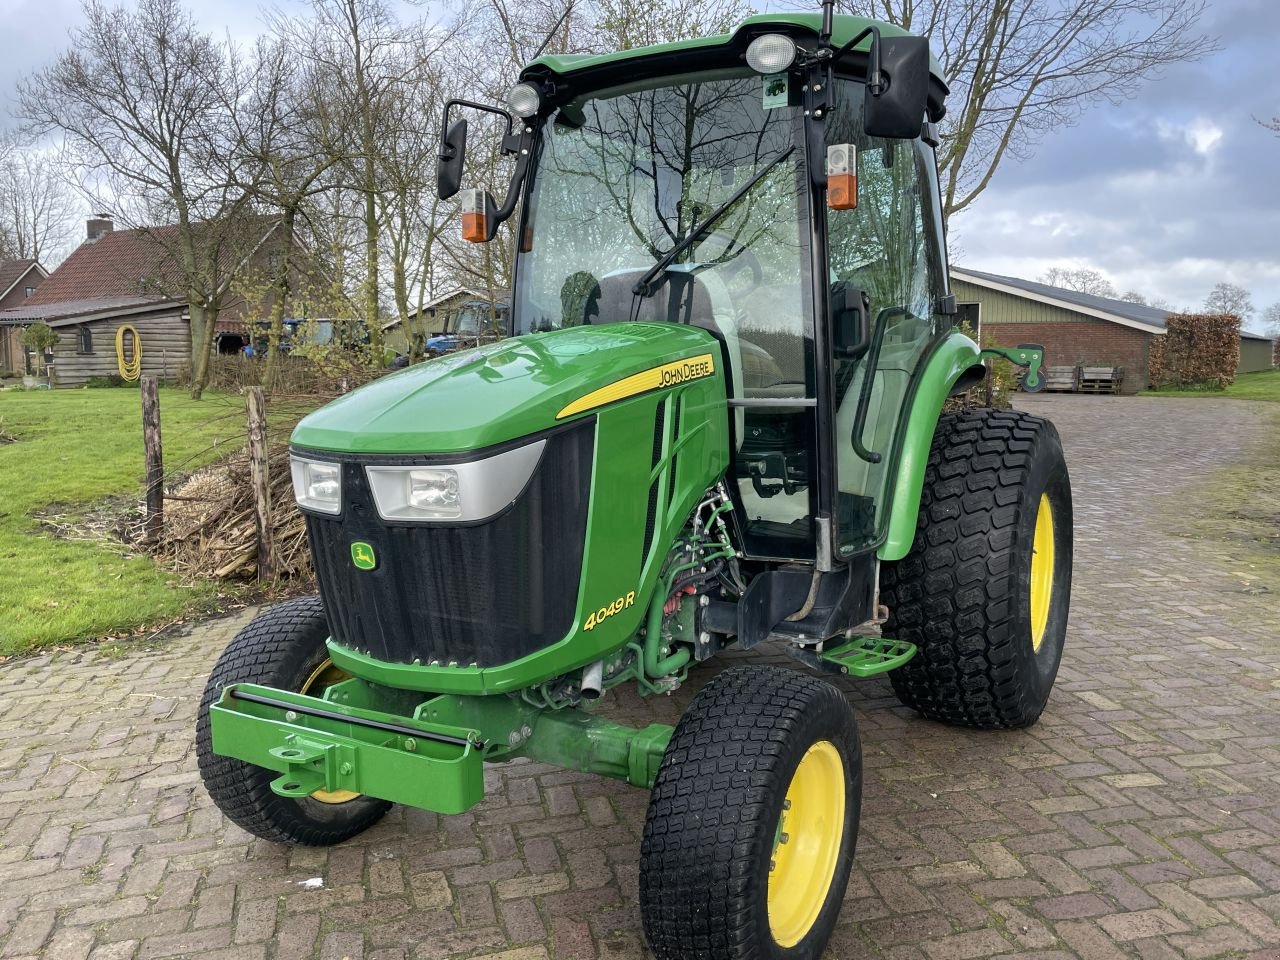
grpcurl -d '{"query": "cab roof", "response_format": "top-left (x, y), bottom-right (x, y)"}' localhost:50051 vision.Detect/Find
top-left (522, 13), bottom-right (947, 121)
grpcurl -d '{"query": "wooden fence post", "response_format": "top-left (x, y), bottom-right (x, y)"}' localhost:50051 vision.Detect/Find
top-left (247, 386), bottom-right (274, 581)
top-left (141, 376), bottom-right (164, 542)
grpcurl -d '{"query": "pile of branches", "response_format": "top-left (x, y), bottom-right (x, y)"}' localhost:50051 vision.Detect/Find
top-left (1149, 313), bottom-right (1241, 390)
top-left (155, 439), bottom-right (314, 583)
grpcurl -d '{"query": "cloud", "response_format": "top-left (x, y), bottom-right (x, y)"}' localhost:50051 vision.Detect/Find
top-left (952, 0), bottom-right (1280, 319)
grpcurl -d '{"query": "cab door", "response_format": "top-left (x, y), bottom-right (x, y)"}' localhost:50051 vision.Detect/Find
top-left (822, 79), bottom-right (949, 558)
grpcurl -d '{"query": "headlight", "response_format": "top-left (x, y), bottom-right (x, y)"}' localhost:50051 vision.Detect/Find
top-left (290, 456), bottom-right (342, 515)
top-left (507, 82), bottom-right (541, 118)
top-left (367, 466), bottom-right (463, 520)
top-left (365, 439), bottom-right (546, 523)
top-left (746, 34), bottom-right (797, 74)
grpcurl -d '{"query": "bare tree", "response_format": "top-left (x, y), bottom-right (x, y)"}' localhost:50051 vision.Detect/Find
top-left (1261, 303), bottom-right (1280, 337)
top-left (1039, 266), bottom-right (1117, 298)
top-left (1204, 281), bottom-right (1253, 318)
top-left (1120, 290), bottom-right (1147, 304)
top-left (233, 37), bottom-right (346, 381)
top-left (271, 0), bottom-right (454, 361)
top-left (0, 147), bottom-right (80, 264)
top-left (19, 0), bottom-right (258, 398)
top-left (841, 0), bottom-right (1213, 220)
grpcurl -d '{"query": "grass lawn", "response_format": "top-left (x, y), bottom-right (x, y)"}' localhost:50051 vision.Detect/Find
top-left (0, 387), bottom-right (249, 656)
top-left (1144, 369), bottom-right (1280, 401)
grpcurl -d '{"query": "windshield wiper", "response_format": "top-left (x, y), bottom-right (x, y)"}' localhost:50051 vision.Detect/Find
top-left (631, 145), bottom-right (796, 298)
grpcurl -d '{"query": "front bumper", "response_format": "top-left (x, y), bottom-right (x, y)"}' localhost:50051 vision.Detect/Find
top-left (209, 683), bottom-right (484, 814)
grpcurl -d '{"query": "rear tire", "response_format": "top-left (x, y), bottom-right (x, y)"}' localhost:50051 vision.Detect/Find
top-left (882, 408), bottom-right (1072, 729)
top-left (196, 596), bottom-right (392, 845)
top-left (640, 666), bottom-right (862, 960)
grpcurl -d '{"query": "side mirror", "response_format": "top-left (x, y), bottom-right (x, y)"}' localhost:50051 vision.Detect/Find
top-left (437, 119), bottom-right (468, 200)
top-left (864, 35), bottom-right (930, 140)
top-left (832, 282), bottom-right (871, 358)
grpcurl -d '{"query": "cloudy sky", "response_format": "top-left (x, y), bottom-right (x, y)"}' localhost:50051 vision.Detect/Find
top-left (2, 0), bottom-right (1277, 328)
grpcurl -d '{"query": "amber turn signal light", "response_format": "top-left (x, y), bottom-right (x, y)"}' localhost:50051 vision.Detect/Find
top-left (827, 143), bottom-right (857, 211)
top-left (462, 189), bottom-right (493, 243)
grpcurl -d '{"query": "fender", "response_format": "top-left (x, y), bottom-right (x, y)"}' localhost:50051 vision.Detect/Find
top-left (877, 331), bottom-right (983, 562)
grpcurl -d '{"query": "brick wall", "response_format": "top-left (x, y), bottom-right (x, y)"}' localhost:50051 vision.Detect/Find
top-left (983, 319), bottom-right (1153, 393)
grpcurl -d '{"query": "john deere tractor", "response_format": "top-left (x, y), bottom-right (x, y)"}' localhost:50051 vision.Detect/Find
top-left (198, 7), bottom-right (1071, 957)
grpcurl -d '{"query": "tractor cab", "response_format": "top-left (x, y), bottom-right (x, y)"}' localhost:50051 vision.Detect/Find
top-left (442, 12), bottom-right (958, 596)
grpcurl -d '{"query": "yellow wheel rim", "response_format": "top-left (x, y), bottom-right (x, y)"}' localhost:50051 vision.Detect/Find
top-left (298, 659), bottom-right (361, 804)
top-left (767, 740), bottom-right (846, 948)
top-left (1030, 493), bottom-right (1055, 653)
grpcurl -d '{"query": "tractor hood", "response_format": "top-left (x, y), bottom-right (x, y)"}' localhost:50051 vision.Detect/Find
top-left (291, 323), bottom-right (721, 455)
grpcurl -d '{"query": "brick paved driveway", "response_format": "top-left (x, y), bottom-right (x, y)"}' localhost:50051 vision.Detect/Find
top-left (3, 395), bottom-right (1279, 960)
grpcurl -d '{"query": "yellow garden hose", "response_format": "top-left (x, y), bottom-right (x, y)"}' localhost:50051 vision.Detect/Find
top-left (116, 324), bottom-right (142, 381)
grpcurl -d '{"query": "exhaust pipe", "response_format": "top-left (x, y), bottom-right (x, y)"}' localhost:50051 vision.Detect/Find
top-left (580, 660), bottom-right (605, 700)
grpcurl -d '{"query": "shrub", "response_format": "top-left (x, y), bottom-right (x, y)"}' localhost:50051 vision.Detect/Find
top-left (21, 322), bottom-right (59, 375)
top-left (1149, 313), bottom-right (1241, 390)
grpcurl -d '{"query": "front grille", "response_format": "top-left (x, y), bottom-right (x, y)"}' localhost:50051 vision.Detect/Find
top-left (304, 420), bottom-right (594, 667)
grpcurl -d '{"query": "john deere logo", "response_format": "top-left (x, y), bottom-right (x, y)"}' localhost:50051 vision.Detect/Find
top-left (350, 541), bottom-right (377, 571)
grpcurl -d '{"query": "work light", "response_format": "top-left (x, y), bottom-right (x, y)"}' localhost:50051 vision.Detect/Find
top-left (290, 457), bottom-right (342, 515)
top-left (507, 82), bottom-right (542, 118)
top-left (746, 34), bottom-right (797, 74)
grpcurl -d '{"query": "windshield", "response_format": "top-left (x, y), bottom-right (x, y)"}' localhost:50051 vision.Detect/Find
top-left (512, 71), bottom-right (812, 390)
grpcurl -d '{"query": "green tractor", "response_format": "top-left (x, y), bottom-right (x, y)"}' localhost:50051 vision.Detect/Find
top-left (197, 7), bottom-right (1071, 957)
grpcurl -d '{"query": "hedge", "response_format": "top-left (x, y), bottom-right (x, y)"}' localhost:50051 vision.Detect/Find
top-left (1148, 313), bottom-right (1241, 390)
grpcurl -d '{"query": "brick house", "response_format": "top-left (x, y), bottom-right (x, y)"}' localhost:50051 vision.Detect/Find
top-left (0, 217), bottom-right (305, 386)
top-left (0, 259), bottom-right (49, 374)
top-left (952, 267), bottom-right (1275, 393)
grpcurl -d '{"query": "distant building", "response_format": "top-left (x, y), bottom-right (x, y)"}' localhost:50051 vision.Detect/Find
top-left (382, 287), bottom-right (510, 354)
top-left (0, 217), bottom-right (308, 386)
top-left (952, 267), bottom-right (1274, 393)
top-left (0, 259), bottom-right (49, 375)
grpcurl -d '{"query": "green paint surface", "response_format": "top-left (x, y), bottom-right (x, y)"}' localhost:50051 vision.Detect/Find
top-left (877, 331), bottom-right (982, 562)
top-left (291, 323), bottom-right (723, 454)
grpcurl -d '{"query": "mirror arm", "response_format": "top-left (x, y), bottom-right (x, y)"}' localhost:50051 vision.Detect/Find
top-left (829, 25), bottom-right (883, 95)
top-left (493, 129), bottom-right (536, 224)
top-left (440, 98), bottom-right (514, 159)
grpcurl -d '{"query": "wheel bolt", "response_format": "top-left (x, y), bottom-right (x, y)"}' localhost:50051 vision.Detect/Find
top-left (769, 860), bottom-right (777, 871)
top-left (782, 800), bottom-right (792, 810)
top-left (780, 832), bottom-right (789, 844)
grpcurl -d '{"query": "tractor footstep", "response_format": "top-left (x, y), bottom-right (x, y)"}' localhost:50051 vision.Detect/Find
top-left (820, 636), bottom-right (916, 677)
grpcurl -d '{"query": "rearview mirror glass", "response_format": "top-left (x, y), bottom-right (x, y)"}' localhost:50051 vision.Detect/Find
top-left (864, 36), bottom-right (930, 140)
top-left (437, 119), bottom-right (468, 200)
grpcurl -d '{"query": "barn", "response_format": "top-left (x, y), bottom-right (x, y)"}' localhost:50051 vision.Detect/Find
top-left (952, 267), bottom-right (1275, 393)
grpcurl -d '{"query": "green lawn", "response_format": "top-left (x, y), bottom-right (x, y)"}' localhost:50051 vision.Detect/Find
top-left (1144, 369), bottom-right (1280, 401)
top-left (0, 387), bottom-right (248, 655)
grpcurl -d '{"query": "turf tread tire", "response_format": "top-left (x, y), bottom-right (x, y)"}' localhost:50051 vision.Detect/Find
top-left (196, 596), bottom-right (391, 845)
top-left (882, 408), bottom-right (1072, 729)
top-left (639, 665), bottom-right (862, 960)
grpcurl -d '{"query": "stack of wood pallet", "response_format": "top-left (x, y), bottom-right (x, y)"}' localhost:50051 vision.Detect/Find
top-left (1029, 364), bottom-right (1125, 394)
top-left (1078, 366), bottom-right (1125, 394)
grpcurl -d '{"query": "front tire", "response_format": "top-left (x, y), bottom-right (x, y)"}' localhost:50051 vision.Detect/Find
top-left (196, 596), bottom-right (392, 845)
top-left (882, 408), bottom-right (1073, 729)
top-left (639, 666), bottom-right (862, 960)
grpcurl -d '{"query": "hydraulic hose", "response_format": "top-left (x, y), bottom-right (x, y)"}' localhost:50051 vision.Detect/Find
top-left (115, 324), bottom-right (142, 381)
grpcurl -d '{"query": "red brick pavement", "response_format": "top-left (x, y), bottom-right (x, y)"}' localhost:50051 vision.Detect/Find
top-left (2, 395), bottom-right (1278, 959)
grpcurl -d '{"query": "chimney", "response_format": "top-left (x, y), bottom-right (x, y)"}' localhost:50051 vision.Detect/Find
top-left (86, 215), bottom-right (113, 242)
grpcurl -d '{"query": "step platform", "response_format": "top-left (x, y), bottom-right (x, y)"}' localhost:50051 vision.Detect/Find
top-left (820, 635), bottom-right (917, 677)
